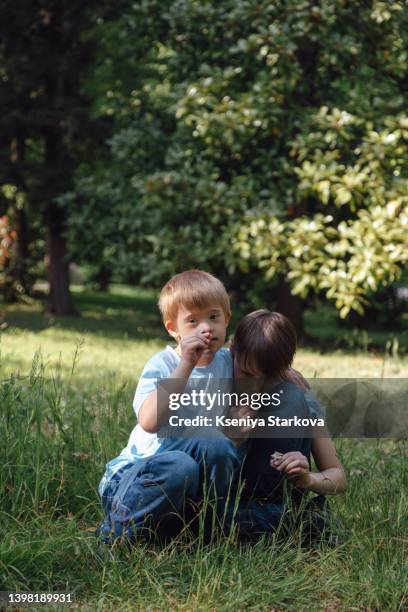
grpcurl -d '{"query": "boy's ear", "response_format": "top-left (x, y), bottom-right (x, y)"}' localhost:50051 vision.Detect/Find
top-left (165, 319), bottom-right (179, 341)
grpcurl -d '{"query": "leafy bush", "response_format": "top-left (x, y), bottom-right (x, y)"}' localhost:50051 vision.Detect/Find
top-left (66, 0), bottom-right (408, 317)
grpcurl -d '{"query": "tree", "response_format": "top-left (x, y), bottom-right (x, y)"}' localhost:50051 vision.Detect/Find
top-left (65, 0), bottom-right (408, 333)
top-left (0, 1), bottom-right (115, 313)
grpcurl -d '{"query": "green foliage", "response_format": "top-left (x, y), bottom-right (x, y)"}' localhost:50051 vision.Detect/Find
top-left (233, 108), bottom-right (408, 315)
top-left (65, 0), bottom-right (408, 315)
top-left (0, 1), bottom-right (122, 309)
top-left (234, 200), bottom-right (408, 317)
top-left (0, 1), bottom-right (107, 203)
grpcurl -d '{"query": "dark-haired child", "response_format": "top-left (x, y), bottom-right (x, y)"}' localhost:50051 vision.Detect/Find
top-left (225, 309), bottom-right (347, 539)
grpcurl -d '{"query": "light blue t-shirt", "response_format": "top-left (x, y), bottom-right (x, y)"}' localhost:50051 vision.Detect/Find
top-left (98, 345), bottom-right (233, 496)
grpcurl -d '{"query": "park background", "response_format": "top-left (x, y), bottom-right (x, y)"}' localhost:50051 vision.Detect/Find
top-left (0, 1), bottom-right (407, 610)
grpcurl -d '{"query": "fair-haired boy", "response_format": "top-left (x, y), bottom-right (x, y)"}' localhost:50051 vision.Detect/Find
top-left (98, 270), bottom-right (239, 544)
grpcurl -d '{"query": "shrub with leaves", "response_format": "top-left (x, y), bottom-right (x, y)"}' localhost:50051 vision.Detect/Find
top-left (67, 0), bottom-right (408, 316)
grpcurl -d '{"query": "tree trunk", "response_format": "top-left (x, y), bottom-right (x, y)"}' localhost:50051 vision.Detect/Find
top-left (45, 204), bottom-right (76, 315)
top-left (43, 86), bottom-right (76, 315)
top-left (11, 204), bottom-right (29, 292)
top-left (276, 276), bottom-right (304, 338)
top-left (93, 263), bottom-right (112, 292)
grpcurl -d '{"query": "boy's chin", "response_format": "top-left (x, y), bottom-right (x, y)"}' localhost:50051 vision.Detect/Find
top-left (198, 346), bottom-right (217, 363)
top-left (202, 347), bottom-right (215, 356)
top-left (206, 342), bottom-right (221, 354)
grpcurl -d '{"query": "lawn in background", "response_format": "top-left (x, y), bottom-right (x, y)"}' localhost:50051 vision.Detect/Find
top-left (2, 284), bottom-right (407, 381)
top-left (0, 286), bottom-right (407, 610)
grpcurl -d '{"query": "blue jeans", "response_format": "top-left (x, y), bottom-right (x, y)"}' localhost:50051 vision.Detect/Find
top-left (98, 431), bottom-right (240, 544)
top-left (223, 498), bottom-right (284, 538)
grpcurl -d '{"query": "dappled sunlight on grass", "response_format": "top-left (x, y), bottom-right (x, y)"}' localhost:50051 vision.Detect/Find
top-left (1, 285), bottom-right (166, 341)
top-left (294, 348), bottom-right (408, 378)
top-left (1, 286), bottom-right (167, 381)
top-left (1, 285), bottom-right (408, 382)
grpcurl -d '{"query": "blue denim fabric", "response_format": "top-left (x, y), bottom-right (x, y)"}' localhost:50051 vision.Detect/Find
top-left (98, 432), bottom-right (240, 544)
top-left (238, 381), bottom-right (315, 505)
top-left (221, 435), bottom-right (312, 539)
top-left (158, 429), bottom-right (240, 501)
top-left (99, 450), bottom-right (199, 543)
top-left (223, 494), bottom-right (333, 542)
top-left (223, 498), bottom-right (284, 537)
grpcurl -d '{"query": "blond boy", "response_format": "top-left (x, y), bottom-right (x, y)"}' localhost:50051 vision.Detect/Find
top-left (98, 270), bottom-right (239, 544)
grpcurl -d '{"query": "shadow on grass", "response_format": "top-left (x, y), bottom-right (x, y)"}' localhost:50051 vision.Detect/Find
top-left (1, 286), bottom-right (168, 342)
top-left (304, 306), bottom-right (408, 355)
top-left (2, 285), bottom-right (407, 354)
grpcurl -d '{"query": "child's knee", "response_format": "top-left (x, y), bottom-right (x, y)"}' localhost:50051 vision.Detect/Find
top-left (200, 433), bottom-right (240, 474)
top-left (171, 451), bottom-right (200, 496)
top-left (151, 450), bottom-right (200, 497)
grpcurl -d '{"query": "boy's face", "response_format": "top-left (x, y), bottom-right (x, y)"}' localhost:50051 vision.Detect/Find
top-left (166, 303), bottom-right (230, 359)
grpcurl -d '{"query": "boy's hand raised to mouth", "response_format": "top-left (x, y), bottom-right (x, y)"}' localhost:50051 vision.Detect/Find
top-left (179, 330), bottom-right (212, 367)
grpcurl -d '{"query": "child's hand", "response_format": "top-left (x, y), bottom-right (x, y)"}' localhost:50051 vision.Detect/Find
top-left (179, 331), bottom-right (212, 366)
top-left (230, 404), bottom-right (259, 433)
top-left (223, 404), bottom-right (259, 446)
top-left (270, 451), bottom-right (311, 488)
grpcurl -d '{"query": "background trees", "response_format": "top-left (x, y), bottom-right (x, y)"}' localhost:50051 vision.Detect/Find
top-left (0, 1), bottom-right (117, 313)
top-left (1, 0), bottom-right (407, 333)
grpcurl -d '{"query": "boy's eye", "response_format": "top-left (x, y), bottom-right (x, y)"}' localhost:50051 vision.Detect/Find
top-left (188, 319), bottom-right (197, 324)
top-left (210, 314), bottom-right (219, 320)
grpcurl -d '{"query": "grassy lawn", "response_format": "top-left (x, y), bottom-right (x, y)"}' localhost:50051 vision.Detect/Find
top-left (1, 286), bottom-right (407, 610)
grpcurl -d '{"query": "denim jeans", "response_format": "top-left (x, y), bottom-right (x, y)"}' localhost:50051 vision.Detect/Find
top-left (223, 498), bottom-right (284, 538)
top-left (98, 430), bottom-right (240, 544)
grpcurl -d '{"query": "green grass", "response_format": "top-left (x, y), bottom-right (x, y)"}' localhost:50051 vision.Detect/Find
top-left (1, 286), bottom-right (407, 610)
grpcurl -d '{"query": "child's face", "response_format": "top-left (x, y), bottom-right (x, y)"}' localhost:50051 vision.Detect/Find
top-left (166, 303), bottom-right (230, 356)
top-left (233, 356), bottom-right (263, 379)
top-left (233, 354), bottom-right (265, 394)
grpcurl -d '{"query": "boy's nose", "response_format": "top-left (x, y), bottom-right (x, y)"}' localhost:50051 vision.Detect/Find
top-left (198, 322), bottom-right (211, 335)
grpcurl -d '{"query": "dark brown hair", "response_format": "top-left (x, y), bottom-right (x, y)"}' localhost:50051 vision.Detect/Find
top-left (231, 309), bottom-right (297, 379)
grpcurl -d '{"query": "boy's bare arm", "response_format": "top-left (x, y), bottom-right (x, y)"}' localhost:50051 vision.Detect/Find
top-left (138, 333), bottom-right (210, 433)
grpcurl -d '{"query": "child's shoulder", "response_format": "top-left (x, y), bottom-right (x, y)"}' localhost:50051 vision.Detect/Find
top-left (141, 345), bottom-right (179, 375)
top-left (304, 388), bottom-right (325, 418)
top-left (211, 346), bottom-right (233, 375)
top-left (217, 346), bottom-right (231, 358)
top-left (215, 346), bottom-right (232, 364)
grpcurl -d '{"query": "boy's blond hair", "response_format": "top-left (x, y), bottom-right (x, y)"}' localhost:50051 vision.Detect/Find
top-left (158, 270), bottom-right (231, 323)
